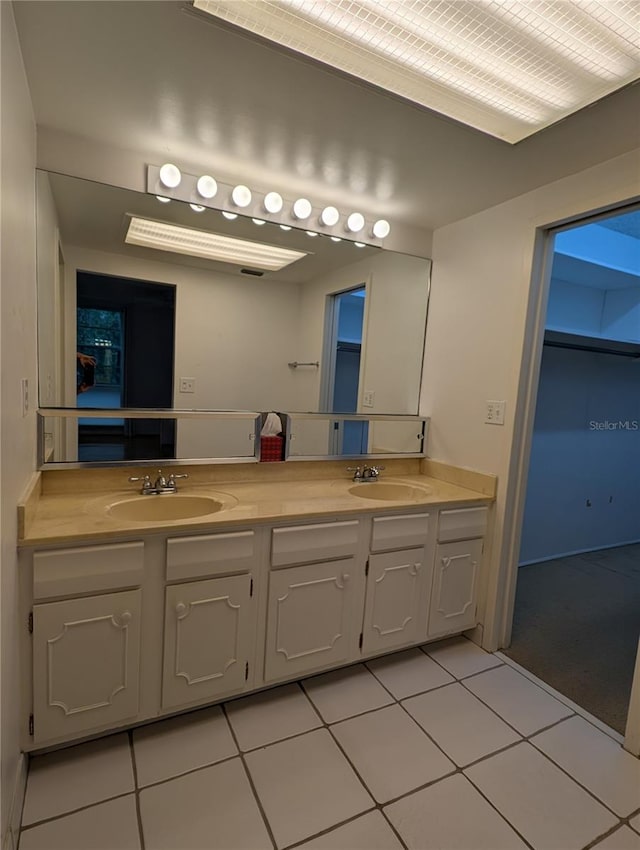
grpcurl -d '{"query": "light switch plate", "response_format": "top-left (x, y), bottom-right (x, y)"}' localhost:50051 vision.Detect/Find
top-left (179, 377), bottom-right (196, 393)
top-left (485, 400), bottom-right (505, 425)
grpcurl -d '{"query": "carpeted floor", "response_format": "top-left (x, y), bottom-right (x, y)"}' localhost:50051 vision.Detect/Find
top-left (504, 543), bottom-right (640, 735)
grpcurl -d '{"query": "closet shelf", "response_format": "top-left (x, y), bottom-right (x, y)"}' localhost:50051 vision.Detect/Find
top-left (544, 330), bottom-right (640, 358)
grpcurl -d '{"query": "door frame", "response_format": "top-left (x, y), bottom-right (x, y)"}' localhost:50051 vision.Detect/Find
top-left (498, 202), bottom-right (640, 755)
top-left (319, 281), bottom-right (369, 413)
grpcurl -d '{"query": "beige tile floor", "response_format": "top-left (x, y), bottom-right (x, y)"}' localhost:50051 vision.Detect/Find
top-left (17, 637), bottom-right (640, 850)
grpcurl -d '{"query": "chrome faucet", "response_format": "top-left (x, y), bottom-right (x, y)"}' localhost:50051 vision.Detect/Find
top-left (347, 464), bottom-right (385, 482)
top-left (128, 469), bottom-right (189, 495)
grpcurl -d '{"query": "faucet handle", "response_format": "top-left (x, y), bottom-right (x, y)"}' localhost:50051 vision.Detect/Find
top-left (167, 472), bottom-right (188, 485)
top-left (347, 466), bottom-right (363, 480)
top-left (128, 474), bottom-right (151, 491)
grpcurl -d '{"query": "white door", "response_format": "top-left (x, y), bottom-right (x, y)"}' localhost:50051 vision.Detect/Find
top-left (362, 548), bottom-right (429, 655)
top-left (162, 574), bottom-right (253, 710)
top-left (429, 539), bottom-right (482, 638)
top-left (264, 558), bottom-right (357, 682)
top-left (33, 590), bottom-right (141, 744)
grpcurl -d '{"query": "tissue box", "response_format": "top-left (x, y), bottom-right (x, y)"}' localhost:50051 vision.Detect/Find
top-left (260, 435), bottom-right (284, 462)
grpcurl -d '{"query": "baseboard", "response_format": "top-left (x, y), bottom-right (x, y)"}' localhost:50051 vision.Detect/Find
top-left (3, 753), bottom-right (27, 850)
top-left (519, 537), bottom-right (640, 567)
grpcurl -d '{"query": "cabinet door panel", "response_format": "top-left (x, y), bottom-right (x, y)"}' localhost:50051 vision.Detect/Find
top-left (428, 539), bottom-right (482, 638)
top-left (264, 559), bottom-right (356, 682)
top-left (162, 574), bottom-right (252, 709)
top-left (362, 548), bottom-right (428, 655)
top-left (33, 590), bottom-right (141, 744)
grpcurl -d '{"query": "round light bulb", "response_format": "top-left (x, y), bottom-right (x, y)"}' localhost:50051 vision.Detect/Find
top-left (231, 185), bottom-right (252, 208)
top-left (159, 163), bottom-right (181, 189)
top-left (156, 196), bottom-right (171, 203)
top-left (280, 225), bottom-right (292, 231)
top-left (354, 242), bottom-right (366, 248)
top-left (293, 198), bottom-right (312, 220)
top-left (197, 174), bottom-right (218, 199)
top-left (372, 219), bottom-right (391, 239)
top-left (252, 218), bottom-right (266, 226)
top-left (305, 231), bottom-right (318, 237)
top-left (330, 236), bottom-right (342, 242)
top-left (346, 212), bottom-right (365, 233)
top-left (222, 211), bottom-right (238, 220)
top-left (190, 204), bottom-right (205, 212)
top-left (264, 191), bottom-right (283, 214)
top-left (320, 206), bottom-right (340, 227)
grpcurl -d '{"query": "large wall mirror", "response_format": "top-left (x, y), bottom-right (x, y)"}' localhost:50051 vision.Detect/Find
top-left (36, 170), bottom-right (431, 462)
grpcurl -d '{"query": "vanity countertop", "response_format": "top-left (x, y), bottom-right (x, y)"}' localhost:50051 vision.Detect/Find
top-left (18, 459), bottom-right (496, 547)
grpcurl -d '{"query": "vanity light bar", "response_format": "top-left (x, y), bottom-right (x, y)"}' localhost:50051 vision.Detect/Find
top-left (147, 165), bottom-right (390, 245)
top-left (125, 216), bottom-right (308, 270)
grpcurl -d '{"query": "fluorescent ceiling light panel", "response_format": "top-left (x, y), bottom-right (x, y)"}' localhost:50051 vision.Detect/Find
top-left (193, 0), bottom-right (640, 143)
top-left (125, 216), bottom-right (307, 270)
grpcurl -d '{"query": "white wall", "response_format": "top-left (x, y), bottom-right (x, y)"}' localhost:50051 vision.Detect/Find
top-left (420, 148), bottom-right (640, 650)
top-left (520, 346), bottom-right (640, 563)
top-left (0, 3), bottom-right (37, 843)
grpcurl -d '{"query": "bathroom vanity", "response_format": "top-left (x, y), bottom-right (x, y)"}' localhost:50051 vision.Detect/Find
top-left (18, 461), bottom-right (494, 750)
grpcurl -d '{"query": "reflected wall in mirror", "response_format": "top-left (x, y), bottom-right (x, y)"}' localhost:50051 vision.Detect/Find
top-left (36, 171), bottom-right (431, 429)
top-left (286, 414), bottom-right (428, 459)
top-left (38, 410), bottom-right (262, 466)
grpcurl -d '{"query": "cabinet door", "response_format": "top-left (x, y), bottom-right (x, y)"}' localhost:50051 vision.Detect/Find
top-left (162, 574), bottom-right (253, 710)
top-left (33, 590), bottom-right (141, 744)
top-left (362, 548), bottom-right (429, 655)
top-left (264, 559), bottom-right (357, 682)
top-left (428, 539), bottom-right (482, 638)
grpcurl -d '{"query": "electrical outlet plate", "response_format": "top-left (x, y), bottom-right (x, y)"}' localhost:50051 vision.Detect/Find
top-left (485, 399), bottom-right (505, 425)
top-left (363, 390), bottom-right (375, 408)
top-left (179, 377), bottom-right (196, 393)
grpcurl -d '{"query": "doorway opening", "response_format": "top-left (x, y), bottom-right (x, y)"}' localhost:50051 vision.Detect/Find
top-left (505, 206), bottom-right (640, 736)
top-left (322, 285), bottom-right (369, 454)
top-left (76, 271), bottom-right (176, 461)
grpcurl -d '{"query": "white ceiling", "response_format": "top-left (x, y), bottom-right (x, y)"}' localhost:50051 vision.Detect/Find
top-left (13, 1), bottom-right (640, 232)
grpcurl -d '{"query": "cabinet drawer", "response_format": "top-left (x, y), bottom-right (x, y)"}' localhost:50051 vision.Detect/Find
top-left (437, 507), bottom-right (488, 542)
top-left (371, 513), bottom-right (430, 552)
top-left (271, 521), bottom-right (359, 568)
top-left (166, 531), bottom-right (255, 581)
top-left (33, 542), bottom-right (144, 600)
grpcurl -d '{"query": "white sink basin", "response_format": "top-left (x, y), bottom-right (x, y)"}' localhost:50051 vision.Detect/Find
top-left (107, 494), bottom-right (229, 522)
top-left (348, 482), bottom-right (431, 501)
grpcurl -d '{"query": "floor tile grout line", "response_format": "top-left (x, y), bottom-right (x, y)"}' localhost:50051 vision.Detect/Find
top-left (220, 702), bottom-right (279, 850)
top-left (128, 729), bottom-right (146, 850)
top-left (581, 821), bottom-right (639, 850)
top-left (17, 790), bottom-right (135, 834)
top-left (456, 667), bottom-right (576, 740)
top-left (418, 640), bottom-right (505, 681)
top-left (527, 734), bottom-right (634, 822)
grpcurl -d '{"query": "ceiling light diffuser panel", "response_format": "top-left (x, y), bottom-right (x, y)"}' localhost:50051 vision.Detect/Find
top-left (125, 217), bottom-right (307, 270)
top-left (193, 0), bottom-right (640, 143)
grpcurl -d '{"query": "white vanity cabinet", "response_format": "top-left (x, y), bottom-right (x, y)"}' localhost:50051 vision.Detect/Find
top-left (428, 507), bottom-right (487, 638)
top-left (30, 542), bottom-right (144, 744)
top-left (161, 532), bottom-right (258, 710)
top-left (22, 496), bottom-right (490, 750)
top-left (264, 521), bottom-right (362, 682)
top-left (361, 513), bottom-right (433, 655)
